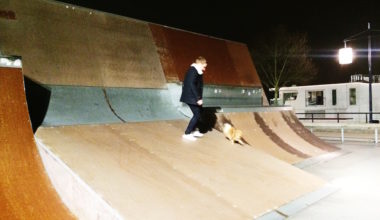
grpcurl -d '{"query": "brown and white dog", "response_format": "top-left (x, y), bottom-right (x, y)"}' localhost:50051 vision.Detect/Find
top-left (222, 123), bottom-right (244, 145)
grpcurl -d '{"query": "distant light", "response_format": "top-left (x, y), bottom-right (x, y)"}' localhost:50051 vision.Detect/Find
top-left (339, 47), bottom-right (353, 64)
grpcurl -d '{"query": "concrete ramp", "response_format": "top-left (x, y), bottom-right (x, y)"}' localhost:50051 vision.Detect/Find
top-left (105, 87), bottom-right (185, 122)
top-left (36, 120), bottom-right (327, 219)
top-left (43, 86), bottom-right (122, 126)
top-left (0, 67), bottom-right (74, 219)
top-left (42, 85), bottom-right (186, 126)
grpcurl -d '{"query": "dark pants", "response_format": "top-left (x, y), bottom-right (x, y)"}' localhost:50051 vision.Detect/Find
top-left (185, 104), bottom-right (202, 134)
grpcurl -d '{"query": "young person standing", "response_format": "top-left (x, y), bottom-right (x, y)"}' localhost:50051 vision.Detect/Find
top-left (180, 56), bottom-right (207, 141)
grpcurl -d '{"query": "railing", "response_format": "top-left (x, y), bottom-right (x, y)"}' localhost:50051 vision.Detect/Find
top-left (296, 112), bottom-right (380, 123)
top-left (308, 125), bottom-right (379, 143)
top-left (350, 74), bottom-right (380, 83)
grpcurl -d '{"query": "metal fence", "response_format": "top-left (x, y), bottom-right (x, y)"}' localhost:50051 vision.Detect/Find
top-left (296, 112), bottom-right (380, 123)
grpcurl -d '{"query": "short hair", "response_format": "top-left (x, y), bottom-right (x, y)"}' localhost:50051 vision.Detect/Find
top-left (195, 56), bottom-right (207, 64)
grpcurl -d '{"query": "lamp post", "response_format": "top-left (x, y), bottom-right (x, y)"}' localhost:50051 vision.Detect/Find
top-left (368, 23), bottom-right (373, 123)
top-left (338, 22), bottom-right (378, 123)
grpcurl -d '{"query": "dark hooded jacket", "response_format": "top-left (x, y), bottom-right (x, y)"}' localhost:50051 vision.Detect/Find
top-left (180, 66), bottom-right (203, 105)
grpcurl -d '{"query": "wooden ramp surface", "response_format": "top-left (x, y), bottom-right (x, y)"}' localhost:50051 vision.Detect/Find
top-left (216, 111), bottom-right (339, 164)
top-left (0, 68), bottom-right (74, 219)
top-left (216, 112), bottom-right (303, 164)
top-left (256, 112), bottom-right (327, 157)
top-left (149, 24), bottom-right (262, 87)
top-left (1, 0), bottom-right (166, 88)
top-left (280, 111), bottom-right (340, 152)
top-left (36, 120), bottom-right (326, 219)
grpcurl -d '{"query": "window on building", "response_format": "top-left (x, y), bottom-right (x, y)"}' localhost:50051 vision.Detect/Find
top-left (306, 90), bottom-right (324, 106)
top-left (349, 88), bottom-right (356, 105)
top-left (332, 89), bottom-right (337, 105)
top-left (283, 92), bottom-right (298, 105)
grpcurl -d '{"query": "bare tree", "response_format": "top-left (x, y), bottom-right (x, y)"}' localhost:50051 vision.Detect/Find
top-left (250, 26), bottom-right (317, 105)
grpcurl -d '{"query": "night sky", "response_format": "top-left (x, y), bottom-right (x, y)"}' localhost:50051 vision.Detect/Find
top-left (57, 0), bottom-right (380, 85)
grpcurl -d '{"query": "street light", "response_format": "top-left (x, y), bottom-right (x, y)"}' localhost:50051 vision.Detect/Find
top-left (338, 22), bottom-right (379, 123)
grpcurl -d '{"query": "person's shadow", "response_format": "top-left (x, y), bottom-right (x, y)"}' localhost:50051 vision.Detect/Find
top-left (198, 110), bottom-right (248, 145)
top-left (197, 107), bottom-right (219, 133)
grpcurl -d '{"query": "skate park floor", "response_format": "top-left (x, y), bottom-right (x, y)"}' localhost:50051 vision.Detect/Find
top-left (288, 140), bottom-right (380, 219)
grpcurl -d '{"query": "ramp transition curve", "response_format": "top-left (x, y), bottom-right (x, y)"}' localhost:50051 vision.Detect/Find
top-left (0, 67), bottom-right (74, 219)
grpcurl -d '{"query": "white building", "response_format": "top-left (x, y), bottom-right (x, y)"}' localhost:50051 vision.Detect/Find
top-left (279, 81), bottom-right (380, 123)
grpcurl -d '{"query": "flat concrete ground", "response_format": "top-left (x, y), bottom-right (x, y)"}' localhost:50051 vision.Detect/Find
top-left (288, 141), bottom-right (380, 219)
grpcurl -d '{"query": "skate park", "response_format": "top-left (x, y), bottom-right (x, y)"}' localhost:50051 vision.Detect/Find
top-left (2, 1), bottom-right (379, 219)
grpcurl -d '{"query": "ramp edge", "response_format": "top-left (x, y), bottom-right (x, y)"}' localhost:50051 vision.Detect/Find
top-left (276, 183), bottom-right (339, 217)
top-left (36, 138), bottom-right (123, 220)
top-left (256, 184), bottom-right (338, 219)
top-left (293, 150), bottom-right (350, 169)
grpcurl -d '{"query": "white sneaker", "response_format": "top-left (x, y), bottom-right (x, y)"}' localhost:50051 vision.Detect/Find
top-left (182, 134), bottom-right (197, 141)
top-left (192, 131), bottom-right (204, 137)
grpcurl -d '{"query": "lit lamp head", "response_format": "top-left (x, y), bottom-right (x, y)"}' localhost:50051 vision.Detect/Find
top-left (338, 47), bottom-right (353, 64)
